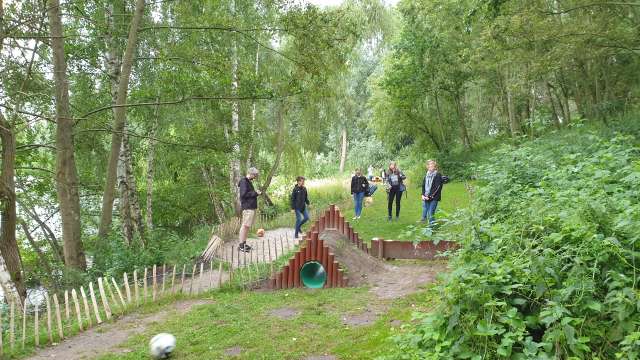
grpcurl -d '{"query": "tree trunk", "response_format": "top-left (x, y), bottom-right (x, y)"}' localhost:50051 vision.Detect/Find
top-left (145, 100), bottom-right (159, 231)
top-left (0, 255), bottom-right (21, 306)
top-left (20, 203), bottom-right (64, 264)
top-left (433, 91), bottom-right (447, 150)
top-left (454, 93), bottom-right (472, 149)
top-left (98, 0), bottom-right (146, 239)
top-left (0, 112), bottom-right (26, 301)
top-left (117, 133), bottom-right (134, 245)
top-left (546, 82), bottom-right (562, 129)
top-left (47, 0), bottom-right (87, 270)
top-left (247, 48), bottom-right (259, 170)
top-left (228, 0), bottom-right (242, 216)
top-left (339, 127), bottom-right (347, 172)
top-left (259, 101), bottom-right (287, 206)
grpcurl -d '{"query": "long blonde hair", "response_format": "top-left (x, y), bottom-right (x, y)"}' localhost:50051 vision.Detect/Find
top-left (427, 159), bottom-right (439, 171)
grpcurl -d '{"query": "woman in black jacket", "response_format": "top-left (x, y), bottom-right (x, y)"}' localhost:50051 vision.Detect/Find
top-left (385, 161), bottom-right (406, 221)
top-left (351, 169), bottom-right (369, 220)
top-left (421, 160), bottom-right (443, 225)
top-left (291, 176), bottom-right (310, 238)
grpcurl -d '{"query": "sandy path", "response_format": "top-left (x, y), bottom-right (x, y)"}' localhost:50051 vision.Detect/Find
top-left (26, 298), bottom-right (214, 360)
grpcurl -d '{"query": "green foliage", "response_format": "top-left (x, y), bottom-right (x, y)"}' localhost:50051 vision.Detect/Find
top-left (385, 125), bottom-right (640, 358)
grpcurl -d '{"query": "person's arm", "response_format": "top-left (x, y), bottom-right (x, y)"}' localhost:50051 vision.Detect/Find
top-left (400, 171), bottom-right (407, 181)
top-left (290, 188), bottom-right (296, 210)
top-left (305, 189), bottom-right (310, 205)
top-left (350, 177), bottom-right (356, 194)
top-left (429, 174), bottom-right (443, 198)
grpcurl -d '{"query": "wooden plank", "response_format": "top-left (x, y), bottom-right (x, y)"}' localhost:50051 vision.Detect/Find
top-left (180, 264), bottom-right (186, 293)
top-left (152, 264), bottom-right (157, 301)
top-left (88, 282), bottom-right (102, 324)
top-left (124, 272), bottom-right (132, 304)
top-left (171, 264), bottom-right (177, 294)
top-left (199, 262), bottom-right (205, 293)
top-left (161, 264), bottom-right (167, 296)
top-left (106, 279), bottom-right (119, 313)
top-left (35, 302), bottom-right (40, 347)
top-left (189, 264), bottom-right (196, 294)
top-left (46, 295), bottom-right (53, 344)
top-left (112, 277), bottom-right (127, 309)
top-left (53, 294), bottom-right (64, 340)
top-left (80, 287), bottom-right (92, 327)
top-left (209, 260), bottom-right (215, 288)
top-left (64, 290), bottom-right (70, 321)
top-left (133, 269), bottom-right (139, 305)
top-left (143, 268), bottom-right (148, 303)
top-left (9, 301), bottom-right (15, 349)
top-left (71, 289), bottom-right (83, 331)
top-left (267, 238), bottom-right (272, 262)
top-left (21, 301), bottom-right (27, 348)
top-left (98, 278), bottom-right (112, 320)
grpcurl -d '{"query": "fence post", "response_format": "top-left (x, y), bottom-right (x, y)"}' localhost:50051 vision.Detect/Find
top-left (124, 272), bottom-right (132, 304)
top-left (64, 290), bottom-right (70, 321)
top-left (80, 287), bottom-right (92, 327)
top-left (143, 268), bottom-right (148, 302)
top-left (218, 262), bottom-right (223, 288)
top-left (180, 264), bottom-right (186, 293)
top-left (98, 278), bottom-right (112, 320)
top-left (112, 278), bottom-right (127, 309)
top-left (53, 294), bottom-right (64, 340)
top-left (21, 300), bottom-right (27, 348)
top-left (88, 282), bottom-right (102, 324)
top-left (34, 302), bottom-right (39, 347)
top-left (152, 264), bottom-right (157, 301)
top-left (71, 289), bottom-right (83, 331)
top-left (171, 265), bottom-right (177, 294)
top-left (161, 264), bottom-right (167, 296)
top-left (189, 264), bottom-right (197, 294)
top-left (46, 295), bottom-right (53, 344)
top-left (10, 301), bottom-right (15, 349)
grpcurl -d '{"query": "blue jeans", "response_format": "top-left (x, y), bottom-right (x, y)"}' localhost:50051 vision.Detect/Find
top-left (295, 208), bottom-right (309, 237)
top-left (422, 199), bottom-right (439, 224)
top-left (353, 192), bottom-right (365, 217)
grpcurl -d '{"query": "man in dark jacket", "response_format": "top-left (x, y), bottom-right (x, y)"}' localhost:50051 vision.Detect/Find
top-left (351, 169), bottom-right (369, 220)
top-left (238, 167), bottom-right (261, 252)
top-left (291, 176), bottom-right (310, 238)
top-left (421, 160), bottom-right (443, 225)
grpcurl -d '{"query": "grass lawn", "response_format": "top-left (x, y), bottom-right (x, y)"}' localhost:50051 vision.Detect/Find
top-left (97, 286), bottom-right (438, 360)
top-left (345, 182), bottom-right (471, 242)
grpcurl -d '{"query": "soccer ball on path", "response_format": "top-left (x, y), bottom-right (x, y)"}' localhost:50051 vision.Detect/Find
top-left (149, 333), bottom-right (176, 359)
top-left (256, 228), bottom-right (265, 237)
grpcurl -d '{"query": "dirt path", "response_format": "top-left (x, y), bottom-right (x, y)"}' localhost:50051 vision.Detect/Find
top-left (26, 299), bottom-right (213, 360)
top-left (320, 231), bottom-right (447, 299)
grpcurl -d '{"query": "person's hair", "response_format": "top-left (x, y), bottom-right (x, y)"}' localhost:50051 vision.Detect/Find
top-left (248, 167), bottom-right (259, 176)
top-left (388, 161), bottom-right (398, 172)
top-left (296, 176), bottom-right (305, 182)
top-left (427, 159), bottom-right (439, 170)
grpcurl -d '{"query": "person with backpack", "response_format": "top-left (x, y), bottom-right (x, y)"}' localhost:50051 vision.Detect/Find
top-left (351, 169), bottom-right (369, 220)
top-left (291, 176), bottom-right (310, 239)
top-left (385, 161), bottom-right (406, 221)
top-left (421, 160), bottom-right (444, 225)
top-left (238, 167), bottom-right (261, 252)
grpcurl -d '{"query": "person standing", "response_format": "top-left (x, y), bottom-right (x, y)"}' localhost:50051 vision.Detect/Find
top-left (385, 161), bottom-right (406, 221)
top-left (351, 169), bottom-right (369, 220)
top-left (421, 160), bottom-right (444, 225)
top-left (291, 176), bottom-right (310, 239)
top-left (238, 167), bottom-right (261, 252)
top-left (367, 165), bottom-right (374, 181)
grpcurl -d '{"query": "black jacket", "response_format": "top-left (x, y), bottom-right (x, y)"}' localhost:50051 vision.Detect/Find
top-left (421, 172), bottom-right (443, 201)
top-left (351, 175), bottom-right (369, 194)
top-left (238, 177), bottom-right (258, 210)
top-left (290, 185), bottom-right (310, 210)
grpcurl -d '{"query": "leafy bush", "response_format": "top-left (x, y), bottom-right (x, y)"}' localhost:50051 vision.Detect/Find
top-left (386, 128), bottom-right (640, 359)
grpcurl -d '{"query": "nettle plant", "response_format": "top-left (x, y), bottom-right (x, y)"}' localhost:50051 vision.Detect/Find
top-left (387, 130), bottom-right (640, 359)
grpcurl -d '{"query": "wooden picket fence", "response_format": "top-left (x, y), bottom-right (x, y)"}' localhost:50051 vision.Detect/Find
top-left (0, 233), bottom-right (301, 357)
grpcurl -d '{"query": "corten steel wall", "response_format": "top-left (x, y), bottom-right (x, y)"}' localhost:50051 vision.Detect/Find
top-left (269, 204), bottom-right (458, 290)
top-left (369, 239), bottom-right (458, 260)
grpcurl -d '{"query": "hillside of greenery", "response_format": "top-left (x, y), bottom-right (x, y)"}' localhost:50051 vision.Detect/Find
top-left (385, 121), bottom-right (640, 359)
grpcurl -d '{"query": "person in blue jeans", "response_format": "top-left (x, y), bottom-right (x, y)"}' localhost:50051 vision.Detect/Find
top-left (421, 160), bottom-right (444, 225)
top-left (350, 169), bottom-right (369, 220)
top-left (291, 176), bottom-right (310, 239)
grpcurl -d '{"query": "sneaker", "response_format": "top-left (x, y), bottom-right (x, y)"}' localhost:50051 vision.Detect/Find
top-left (238, 243), bottom-right (252, 252)
top-left (352, 216), bottom-right (358, 220)
top-left (387, 216), bottom-right (392, 221)
top-left (395, 216), bottom-right (399, 221)
top-left (356, 216), bottom-right (361, 219)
